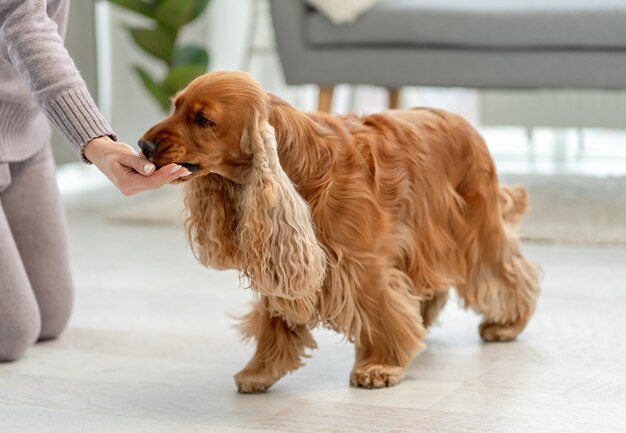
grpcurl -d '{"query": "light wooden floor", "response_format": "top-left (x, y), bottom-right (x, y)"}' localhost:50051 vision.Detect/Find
top-left (1, 185), bottom-right (625, 433)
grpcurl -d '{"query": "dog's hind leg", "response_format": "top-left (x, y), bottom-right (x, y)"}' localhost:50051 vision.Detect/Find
top-left (457, 229), bottom-right (540, 342)
top-left (234, 300), bottom-right (317, 393)
top-left (454, 155), bottom-right (540, 341)
top-left (350, 268), bottom-right (427, 389)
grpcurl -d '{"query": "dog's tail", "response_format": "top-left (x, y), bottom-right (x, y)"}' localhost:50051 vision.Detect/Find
top-left (499, 184), bottom-right (529, 228)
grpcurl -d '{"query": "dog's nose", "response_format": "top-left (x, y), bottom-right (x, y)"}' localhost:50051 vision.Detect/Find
top-left (138, 139), bottom-right (157, 158)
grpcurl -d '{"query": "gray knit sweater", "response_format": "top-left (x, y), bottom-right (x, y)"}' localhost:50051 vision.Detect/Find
top-left (0, 0), bottom-right (116, 163)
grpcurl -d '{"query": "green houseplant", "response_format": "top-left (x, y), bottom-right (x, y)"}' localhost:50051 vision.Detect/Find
top-left (98, 0), bottom-right (211, 112)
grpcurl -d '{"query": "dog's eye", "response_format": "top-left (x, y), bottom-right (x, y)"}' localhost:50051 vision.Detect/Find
top-left (194, 113), bottom-right (215, 128)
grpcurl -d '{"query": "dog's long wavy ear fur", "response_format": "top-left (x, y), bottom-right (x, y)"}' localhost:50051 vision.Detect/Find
top-left (185, 174), bottom-right (240, 270)
top-left (237, 114), bottom-right (326, 301)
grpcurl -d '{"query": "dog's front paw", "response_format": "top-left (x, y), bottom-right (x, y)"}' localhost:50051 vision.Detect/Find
top-left (234, 370), bottom-right (278, 394)
top-left (350, 364), bottom-right (405, 389)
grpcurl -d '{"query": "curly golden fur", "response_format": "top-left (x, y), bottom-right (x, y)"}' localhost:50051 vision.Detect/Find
top-left (140, 71), bottom-right (541, 392)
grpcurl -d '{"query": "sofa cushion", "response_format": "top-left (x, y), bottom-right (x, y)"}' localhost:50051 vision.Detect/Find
top-left (306, 0), bottom-right (626, 50)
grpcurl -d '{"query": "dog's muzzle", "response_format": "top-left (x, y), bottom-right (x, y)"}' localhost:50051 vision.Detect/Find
top-left (138, 139), bottom-right (158, 159)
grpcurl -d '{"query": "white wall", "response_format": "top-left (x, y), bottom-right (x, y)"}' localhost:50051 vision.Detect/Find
top-left (205, 0), bottom-right (251, 72)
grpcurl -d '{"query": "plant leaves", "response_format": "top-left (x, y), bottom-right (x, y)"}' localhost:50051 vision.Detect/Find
top-left (133, 66), bottom-right (170, 112)
top-left (128, 26), bottom-right (175, 63)
top-left (163, 65), bottom-right (206, 93)
top-left (154, 0), bottom-right (197, 31)
top-left (173, 46), bottom-right (209, 70)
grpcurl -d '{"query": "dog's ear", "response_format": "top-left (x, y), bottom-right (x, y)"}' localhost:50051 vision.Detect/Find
top-left (237, 113), bottom-right (326, 302)
top-left (184, 174), bottom-right (240, 270)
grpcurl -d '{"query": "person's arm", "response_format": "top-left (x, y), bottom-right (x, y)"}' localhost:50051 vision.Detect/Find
top-left (0, 0), bottom-right (114, 157)
top-left (0, 0), bottom-right (189, 194)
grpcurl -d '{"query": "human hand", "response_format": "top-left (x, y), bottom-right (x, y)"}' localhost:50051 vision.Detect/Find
top-left (83, 136), bottom-right (190, 196)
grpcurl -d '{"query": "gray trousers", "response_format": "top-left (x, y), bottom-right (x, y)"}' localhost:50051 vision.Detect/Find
top-left (0, 144), bottom-right (73, 361)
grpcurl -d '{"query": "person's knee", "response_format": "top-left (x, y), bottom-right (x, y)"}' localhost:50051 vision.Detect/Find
top-left (39, 313), bottom-right (71, 341)
top-left (0, 314), bottom-right (41, 362)
top-left (38, 285), bottom-right (73, 340)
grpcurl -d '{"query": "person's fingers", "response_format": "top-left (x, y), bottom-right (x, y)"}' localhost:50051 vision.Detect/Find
top-left (148, 163), bottom-right (189, 186)
top-left (121, 164), bottom-right (190, 195)
top-left (118, 151), bottom-right (155, 177)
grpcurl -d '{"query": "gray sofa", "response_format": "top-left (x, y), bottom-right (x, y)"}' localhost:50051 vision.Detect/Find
top-left (269, 0), bottom-right (626, 110)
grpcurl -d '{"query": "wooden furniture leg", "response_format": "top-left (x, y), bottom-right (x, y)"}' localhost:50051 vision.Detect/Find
top-left (318, 86), bottom-right (334, 112)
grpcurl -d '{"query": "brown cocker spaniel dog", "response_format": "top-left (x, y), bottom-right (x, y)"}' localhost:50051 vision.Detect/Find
top-left (139, 71), bottom-right (541, 392)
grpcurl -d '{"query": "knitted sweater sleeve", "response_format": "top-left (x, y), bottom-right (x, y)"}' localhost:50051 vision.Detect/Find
top-left (0, 0), bottom-right (116, 161)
